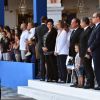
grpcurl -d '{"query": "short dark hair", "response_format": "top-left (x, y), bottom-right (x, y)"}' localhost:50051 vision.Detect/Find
top-left (28, 22), bottom-right (34, 27)
top-left (95, 12), bottom-right (100, 19)
top-left (82, 17), bottom-right (90, 25)
top-left (41, 16), bottom-right (47, 23)
top-left (47, 19), bottom-right (54, 25)
top-left (73, 18), bottom-right (80, 26)
top-left (34, 23), bottom-right (38, 27)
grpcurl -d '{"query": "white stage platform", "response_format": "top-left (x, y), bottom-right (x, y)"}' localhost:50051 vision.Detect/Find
top-left (18, 80), bottom-right (100, 100)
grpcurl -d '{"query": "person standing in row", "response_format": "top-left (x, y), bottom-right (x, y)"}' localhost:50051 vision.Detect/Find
top-left (80, 17), bottom-right (94, 89)
top-left (35, 16), bottom-right (48, 81)
top-left (0, 31), bottom-right (10, 61)
top-left (88, 12), bottom-right (100, 90)
top-left (13, 34), bottom-right (21, 62)
top-left (69, 18), bottom-right (83, 87)
top-left (20, 23), bottom-right (29, 62)
top-left (42, 19), bottom-right (58, 82)
top-left (55, 20), bottom-right (69, 83)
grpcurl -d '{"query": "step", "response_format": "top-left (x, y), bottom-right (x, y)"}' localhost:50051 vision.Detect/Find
top-left (1, 97), bottom-right (34, 100)
top-left (28, 80), bottom-right (100, 100)
top-left (18, 86), bottom-right (86, 100)
top-left (18, 80), bottom-right (100, 100)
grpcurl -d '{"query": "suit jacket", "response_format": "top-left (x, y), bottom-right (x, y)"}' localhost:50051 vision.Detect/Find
top-left (88, 23), bottom-right (100, 53)
top-left (69, 27), bottom-right (83, 57)
top-left (45, 28), bottom-right (57, 52)
top-left (35, 24), bottom-right (48, 53)
top-left (79, 26), bottom-right (92, 58)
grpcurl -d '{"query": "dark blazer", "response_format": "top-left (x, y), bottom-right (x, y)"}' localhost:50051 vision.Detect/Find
top-left (79, 26), bottom-right (92, 58)
top-left (45, 27), bottom-right (57, 52)
top-left (88, 23), bottom-right (100, 53)
top-left (35, 24), bottom-right (48, 53)
top-left (69, 27), bottom-right (83, 57)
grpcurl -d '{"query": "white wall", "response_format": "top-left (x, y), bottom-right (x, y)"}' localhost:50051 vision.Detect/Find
top-left (47, 3), bottom-right (64, 25)
top-left (62, 0), bottom-right (99, 18)
top-left (5, 0), bottom-right (99, 28)
top-left (4, 0), bottom-right (33, 28)
top-left (5, 11), bottom-right (17, 29)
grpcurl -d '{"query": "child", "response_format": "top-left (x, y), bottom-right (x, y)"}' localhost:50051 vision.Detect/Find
top-left (75, 44), bottom-right (84, 88)
top-left (25, 38), bottom-right (36, 63)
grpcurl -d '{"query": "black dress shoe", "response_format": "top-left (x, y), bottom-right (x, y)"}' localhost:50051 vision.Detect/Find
top-left (52, 80), bottom-right (58, 83)
top-left (84, 85), bottom-right (94, 89)
top-left (40, 79), bottom-right (45, 81)
top-left (57, 80), bottom-right (66, 84)
top-left (59, 81), bottom-right (66, 84)
top-left (67, 80), bottom-right (71, 83)
top-left (46, 79), bottom-right (52, 82)
top-left (75, 85), bottom-right (83, 88)
top-left (70, 83), bottom-right (77, 87)
top-left (94, 87), bottom-right (100, 90)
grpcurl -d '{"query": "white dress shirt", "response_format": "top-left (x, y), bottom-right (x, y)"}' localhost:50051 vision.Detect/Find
top-left (20, 30), bottom-right (29, 51)
top-left (84, 26), bottom-right (89, 31)
top-left (55, 29), bottom-right (70, 55)
top-left (95, 22), bottom-right (100, 27)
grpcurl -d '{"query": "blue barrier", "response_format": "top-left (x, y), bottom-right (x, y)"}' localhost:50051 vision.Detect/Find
top-left (0, 61), bottom-right (35, 89)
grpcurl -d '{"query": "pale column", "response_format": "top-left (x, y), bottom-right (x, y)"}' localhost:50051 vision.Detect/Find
top-left (47, 0), bottom-right (63, 25)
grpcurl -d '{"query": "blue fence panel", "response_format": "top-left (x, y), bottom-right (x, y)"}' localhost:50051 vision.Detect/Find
top-left (0, 61), bottom-right (35, 89)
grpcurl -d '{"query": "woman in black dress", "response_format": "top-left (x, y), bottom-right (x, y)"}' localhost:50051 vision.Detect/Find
top-left (42, 19), bottom-right (58, 82)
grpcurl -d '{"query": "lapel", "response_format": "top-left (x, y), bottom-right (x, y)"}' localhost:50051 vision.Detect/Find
top-left (93, 23), bottom-right (100, 31)
top-left (89, 23), bottom-right (100, 42)
top-left (96, 23), bottom-right (100, 30)
top-left (71, 28), bottom-right (79, 39)
top-left (84, 26), bottom-right (90, 35)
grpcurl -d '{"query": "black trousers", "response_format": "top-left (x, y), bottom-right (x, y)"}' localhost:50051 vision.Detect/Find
top-left (93, 52), bottom-right (100, 86)
top-left (83, 57), bottom-right (94, 86)
top-left (40, 52), bottom-right (46, 80)
top-left (57, 55), bottom-right (67, 82)
top-left (45, 54), bottom-right (58, 81)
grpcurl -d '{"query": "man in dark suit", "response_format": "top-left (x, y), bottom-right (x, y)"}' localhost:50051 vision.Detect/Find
top-left (35, 16), bottom-right (48, 81)
top-left (69, 18), bottom-right (83, 87)
top-left (69, 18), bottom-right (83, 58)
top-left (80, 17), bottom-right (94, 89)
top-left (88, 12), bottom-right (100, 90)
